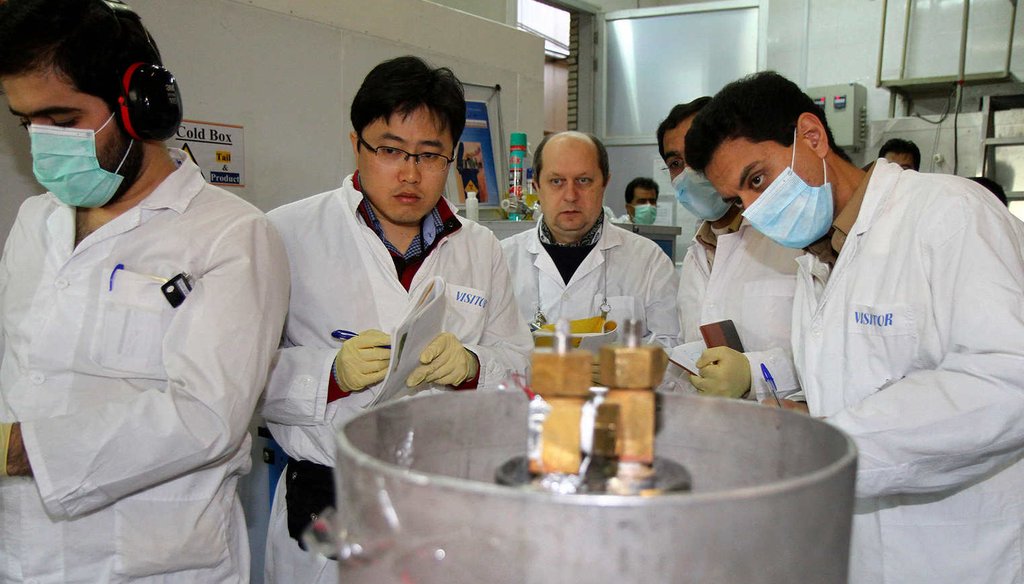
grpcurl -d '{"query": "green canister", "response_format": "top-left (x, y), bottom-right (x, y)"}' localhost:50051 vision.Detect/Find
top-left (506, 132), bottom-right (528, 220)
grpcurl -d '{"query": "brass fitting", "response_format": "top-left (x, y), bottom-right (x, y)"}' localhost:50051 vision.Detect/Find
top-left (531, 349), bottom-right (593, 397)
top-left (598, 345), bottom-right (668, 389)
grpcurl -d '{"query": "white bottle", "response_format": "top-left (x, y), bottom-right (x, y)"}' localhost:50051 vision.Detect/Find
top-left (465, 190), bottom-right (479, 222)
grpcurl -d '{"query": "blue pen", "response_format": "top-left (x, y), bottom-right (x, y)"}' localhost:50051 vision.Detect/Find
top-left (330, 329), bottom-right (390, 349)
top-left (108, 263), bottom-right (125, 291)
top-left (331, 329), bottom-right (358, 341)
top-left (760, 363), bottom-right (782, 407)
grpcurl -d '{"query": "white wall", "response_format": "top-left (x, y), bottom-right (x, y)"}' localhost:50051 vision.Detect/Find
top-left (767, 0), bottom-right (1023, 169)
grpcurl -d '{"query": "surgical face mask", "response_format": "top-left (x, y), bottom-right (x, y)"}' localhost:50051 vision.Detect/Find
top-left (29, 112), bottom-right (133, 208)
top-left (633, 203), bottom-right (657, 225)
top-left (742, 136), bottom-right (833, 249)
top-left (672, 168), bottom-right (731, 221)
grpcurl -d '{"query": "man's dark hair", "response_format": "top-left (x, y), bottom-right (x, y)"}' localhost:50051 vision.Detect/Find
top-left (685, 71), bottom-right (850, 173)
top-left (351, 56), bottom-right (466, 150)
top-left (533, 131), bottom-right (610, 185)
top-left (969, 176), bottom-right (1008, 207)
top-left (624, 177), bottom-right (658, 204)
top-left (878, 138), bottom-right (921, 171)
top-left (656, 96), bottom-right (711, 159)
top-left (0, 0), bottom-right (163, 113)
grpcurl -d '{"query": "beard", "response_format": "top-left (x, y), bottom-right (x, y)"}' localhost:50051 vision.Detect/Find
top-left (97, 125), bottom-right (145, 206)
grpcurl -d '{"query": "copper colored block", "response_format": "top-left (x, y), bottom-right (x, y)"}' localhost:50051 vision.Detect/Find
top-left (531, 350), bottom-right (593, 397)
top-left (599, 345), bottom-right (668, 389)
top-left (606, 390), bottom-right (655, 463)
top-left (530, 397), bottom-right (583, 474)
top-left (592, 402), bottom-right (620, 458)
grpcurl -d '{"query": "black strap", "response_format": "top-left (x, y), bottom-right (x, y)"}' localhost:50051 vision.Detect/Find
top-left (284, 457), bottom-right (335, 550)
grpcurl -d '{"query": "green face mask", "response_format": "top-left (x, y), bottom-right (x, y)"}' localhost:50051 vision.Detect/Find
top-left (633, 203), bottom-right (657, 225)
top-left (29, 112), bottom-right (133, 208)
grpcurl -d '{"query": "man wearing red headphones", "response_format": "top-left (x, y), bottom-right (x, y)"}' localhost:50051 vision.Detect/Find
top-left (0, 1), bottom-right (289, 581)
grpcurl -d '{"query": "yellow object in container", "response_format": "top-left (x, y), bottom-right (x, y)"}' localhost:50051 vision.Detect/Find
top-left (534, 317), bottom-right (617, 348)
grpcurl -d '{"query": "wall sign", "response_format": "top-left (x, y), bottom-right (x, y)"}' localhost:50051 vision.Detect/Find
top-left (169, 120), bottom-right (245, 188)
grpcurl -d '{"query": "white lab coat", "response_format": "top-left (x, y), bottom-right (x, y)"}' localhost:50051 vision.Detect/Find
top-left (501, 221), bottom-right (679, 347)
top-left (0, 151), bottom-right (290, 583)
top-left (262, 176), bottom-right (532, 584)
top-left (677, 221), bottom-right (803, 399)
top-left (793, 159), bottom-right (1024, 583)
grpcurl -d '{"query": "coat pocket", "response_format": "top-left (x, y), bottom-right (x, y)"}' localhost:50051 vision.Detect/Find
top-left (600, 294), bottom-right (640, 329)
top-left (740, 277), bottom-right (796, 350)
top-left (90, 269), bottom-right (172, 377)
top-left (114, 494), bottom-right (231, 577)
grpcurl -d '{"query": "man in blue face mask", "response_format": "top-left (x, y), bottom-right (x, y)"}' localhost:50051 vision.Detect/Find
top-left (0, 1), bottom-right (289, 581)
top-left (686, 71), bottom-right (1024, 584)
top-left (657, 97), bottom-right (803, 403)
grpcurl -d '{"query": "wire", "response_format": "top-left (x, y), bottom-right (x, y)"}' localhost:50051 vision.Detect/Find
top-left (953, 81), bottom-right (963, 175)
top-left (913, 83), bottom-right (957, 125)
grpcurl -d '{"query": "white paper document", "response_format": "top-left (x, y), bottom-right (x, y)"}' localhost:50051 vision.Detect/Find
top-left (657, 340), bottom-right (707, 394)
top-left (369, 276), bottom-right (448, 407)
top-left (668, 340), bottom-right (707, 376)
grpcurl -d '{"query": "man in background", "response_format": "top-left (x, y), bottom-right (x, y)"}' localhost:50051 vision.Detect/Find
top-left (617, 176), bottom-right (659, 224)
top-left (969, 176), bottom-right (1009, 207)
top-left (502, 131), bottom-right (679, 347)
top-left (0, 1), bottom-right (289, 581)
top-left (262, 56), bottom-right (532, 584)
top-left (878, 137), bottom-right (921, 170)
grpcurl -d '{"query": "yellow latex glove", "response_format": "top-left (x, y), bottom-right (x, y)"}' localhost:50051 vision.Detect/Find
top-left (406, 332), bottom-right (479, 387)
top-left (689, 346), bottom-right (751, 399)
top-left (333, 329), bottom-right (391, 392)
top-left (0, 423), bottom-right (12, 477)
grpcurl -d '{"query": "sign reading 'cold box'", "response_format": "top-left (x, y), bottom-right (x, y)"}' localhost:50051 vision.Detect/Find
top-left (169, 120), bottom-right (245, 188)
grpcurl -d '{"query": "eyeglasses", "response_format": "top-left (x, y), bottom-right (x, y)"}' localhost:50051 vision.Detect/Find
top-left (357, 135), bottom-right (454, 173)
top-left (662, 158), bottom-right (686, 177)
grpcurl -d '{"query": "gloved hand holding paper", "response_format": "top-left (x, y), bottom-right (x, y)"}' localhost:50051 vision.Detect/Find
top-left (406, 332), bottom-right (478, 387)
top-left (367, 276), bottom-right (449, 407)
top-left (689, 346), bottom-right (751, 399)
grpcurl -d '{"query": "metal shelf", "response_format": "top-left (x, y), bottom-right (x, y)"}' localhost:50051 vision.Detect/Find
top-left (982, 136), bottom-right (1024, 147)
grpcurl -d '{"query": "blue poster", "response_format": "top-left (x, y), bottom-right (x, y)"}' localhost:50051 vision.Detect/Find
top-left (455, 101), bottom-right (499, 205)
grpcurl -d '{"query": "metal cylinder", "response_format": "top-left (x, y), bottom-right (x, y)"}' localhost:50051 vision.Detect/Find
top-left (333, 391), bottom-right (857, 583)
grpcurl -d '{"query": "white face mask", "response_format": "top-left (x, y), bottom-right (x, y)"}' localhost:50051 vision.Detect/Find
top-left (672, 168), bottom-right (731, 221)
top-left (741, 131), bottom-right (833, 248)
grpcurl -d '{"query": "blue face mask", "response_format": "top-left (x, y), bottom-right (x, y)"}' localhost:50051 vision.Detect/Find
top-left (633, 203), bottom-right (657, 224)
top-left (29, 113), bottom-right (133, 208)
top-left (672, 168), bottom-right (731, 221)
top-left (742, 135), bottom-right (833, 249)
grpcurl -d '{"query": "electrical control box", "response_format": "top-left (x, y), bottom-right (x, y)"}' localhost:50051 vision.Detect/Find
top-left (806, 83), bottom-right (868, 153)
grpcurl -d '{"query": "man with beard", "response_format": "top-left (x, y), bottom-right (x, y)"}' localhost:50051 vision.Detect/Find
top-left (686, 71), bottom-right (1024, 583)
top-left (659, 98), bottom-right (802, 401)
top-left (0, 1), bottom-right (289, 581)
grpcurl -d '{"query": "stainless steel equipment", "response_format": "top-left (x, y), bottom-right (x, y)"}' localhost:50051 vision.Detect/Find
top-left (332, 390), bottom-right (857, 583)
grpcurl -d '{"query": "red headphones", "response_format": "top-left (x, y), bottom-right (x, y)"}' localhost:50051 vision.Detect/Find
top-left (117, 61), bottom-right (182, 140)
top-left (105, 1), bottom-right (183, 140)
